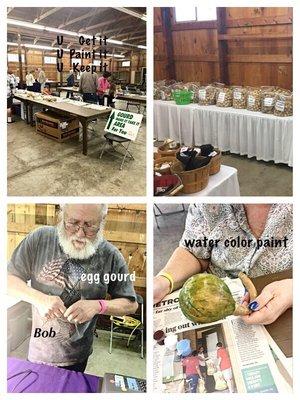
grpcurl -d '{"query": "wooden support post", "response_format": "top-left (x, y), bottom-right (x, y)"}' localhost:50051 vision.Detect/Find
top-left (17, 34), bottom-right (23, 84)
top-left (129, 50), bottom-right (133, 84)
top-left (59, 47), bottom-right (63, 84)
top-left (111, 48), bottom-right (115, 73)
top-left (24, 48), bottom-right (28, 76)
top-left (161, 7), bottom-right (176, 81)
top-left (216, 7), bottom-right (229, 85)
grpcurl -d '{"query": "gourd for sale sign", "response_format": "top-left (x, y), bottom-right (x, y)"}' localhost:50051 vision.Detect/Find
top-left (104, 110), bottom-right (143, 141)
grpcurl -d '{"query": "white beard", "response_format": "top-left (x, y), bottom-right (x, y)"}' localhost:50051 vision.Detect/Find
top-left (57, 221), bottom-right (103, 260)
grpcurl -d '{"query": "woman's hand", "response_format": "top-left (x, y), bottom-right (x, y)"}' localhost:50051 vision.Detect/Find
top-left (153, 275), bottom-right (171, 304)
top-left (242, 279), bottom-right (292, 325)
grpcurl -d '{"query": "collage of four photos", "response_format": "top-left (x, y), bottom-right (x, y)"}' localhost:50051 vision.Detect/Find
top-left (5, 4), bottom-right (293, 395)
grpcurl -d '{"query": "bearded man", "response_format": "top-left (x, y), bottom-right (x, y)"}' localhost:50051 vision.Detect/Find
top-left (7, 204), bottom-right (138, 372)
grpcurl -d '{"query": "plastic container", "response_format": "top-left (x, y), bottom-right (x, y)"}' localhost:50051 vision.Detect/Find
top-left (173, 90), bottom-right (193, 105)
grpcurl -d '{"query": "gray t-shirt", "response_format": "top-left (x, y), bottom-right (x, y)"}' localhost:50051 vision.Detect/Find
top-left (8, 226), bottom-right (136, 366)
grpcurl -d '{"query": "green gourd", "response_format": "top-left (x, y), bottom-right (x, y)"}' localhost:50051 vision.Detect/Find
top-left (179, 272), bottom-right (257, 324)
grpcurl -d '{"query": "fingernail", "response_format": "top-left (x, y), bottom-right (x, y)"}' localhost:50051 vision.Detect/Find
top-left (249, 301), bottom-right (258, 311)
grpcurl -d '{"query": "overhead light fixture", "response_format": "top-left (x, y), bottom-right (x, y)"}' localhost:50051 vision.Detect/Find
top-left (7, 18), bottom-right (45, 30)
top-left (106, 53), bottom-right (125, 58)
top-left (44, 27), bottom-right (80, 37)
top-left (112, 8), bottom-right (147, 22)
top-left (107, 39), bottom-right (123, 45)
top-left (137, 45), bottom-right (147, 49)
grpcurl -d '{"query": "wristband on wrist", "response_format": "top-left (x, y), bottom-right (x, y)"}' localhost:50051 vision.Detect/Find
top-left (158, 271), bottom-right (174, 294)
top-left (98, 299), bottom-right (108, 315)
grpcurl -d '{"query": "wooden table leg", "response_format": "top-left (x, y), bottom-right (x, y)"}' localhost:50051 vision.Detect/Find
top-left (81, 118), bottom-right (88, 155)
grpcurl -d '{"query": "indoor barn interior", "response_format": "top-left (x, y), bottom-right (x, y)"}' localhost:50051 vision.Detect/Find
top-left (153, 7), bottom-right (292, 197)
top-left (7, 7), bottom-right (146, 196)
top-left (7, 204), bottom-right (146, 390)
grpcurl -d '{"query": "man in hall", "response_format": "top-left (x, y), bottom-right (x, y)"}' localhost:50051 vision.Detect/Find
top-left (78, 65), bottom-right (98, 103)
top-left (7, 204), bottom-right (137, 372)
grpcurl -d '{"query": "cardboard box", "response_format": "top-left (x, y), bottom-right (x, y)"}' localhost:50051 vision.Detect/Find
top-left (35, 110), bottom-right (79, 142)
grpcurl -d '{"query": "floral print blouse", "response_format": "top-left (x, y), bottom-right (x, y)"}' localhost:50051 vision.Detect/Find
top-left (180, 204), bottom-right (292, 278)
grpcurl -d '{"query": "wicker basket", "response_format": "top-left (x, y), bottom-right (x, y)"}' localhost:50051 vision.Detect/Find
top-left (209, 149), bottom-right (221, 175)
top-left (157, 142), bottom-right (181, 157)
top-left (154, 156), bottom-right (177, 175)
top-left (154, 174), bottom-right (184, 196)
top-left (171, 158), bottom-right (211, 194)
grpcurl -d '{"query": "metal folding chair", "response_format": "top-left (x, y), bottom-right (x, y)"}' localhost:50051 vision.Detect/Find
top-left (109, 294), bottom-right (144, 359)
top-left (99, 132), bottom-right (134, 170)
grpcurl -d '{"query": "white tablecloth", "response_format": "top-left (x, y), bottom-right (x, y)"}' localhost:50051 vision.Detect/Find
top-left (154, 100), bottom-right (293, 166)
top-left (185, 165), bottom-right (240, 196)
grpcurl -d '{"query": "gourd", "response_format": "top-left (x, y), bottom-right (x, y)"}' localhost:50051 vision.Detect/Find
top-left (179, 272), bottom-right (257, 324)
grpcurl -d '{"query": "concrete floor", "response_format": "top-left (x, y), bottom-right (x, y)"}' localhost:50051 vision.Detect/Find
top-left (221, 153), bottom-right (292, 196)
top-left (8, 105), bottom-right (146, 196)
top-left (154, 204), bottom-right (188, 275)
top-left (154, 143), bottom-right (292, 196)
top-left (9, 329), bottom-right (146, 379)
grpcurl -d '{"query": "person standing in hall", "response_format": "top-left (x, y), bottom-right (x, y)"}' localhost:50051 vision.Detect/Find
top-left (66, 70), bottom-right (75, 98)
top-left (25, 70), bottom-right (35, 91)
top-left (7, 69), bottom-right (18, 124)
top-left (79, 65), bottom-right (98, 104)
top-left (37, 68), bottom-right (46, 91)
top-left (97, 71), bottom-right (111, 105)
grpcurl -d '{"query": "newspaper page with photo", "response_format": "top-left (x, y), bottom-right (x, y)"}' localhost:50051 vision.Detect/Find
top-left (153, 277), bottom-right (290, 393)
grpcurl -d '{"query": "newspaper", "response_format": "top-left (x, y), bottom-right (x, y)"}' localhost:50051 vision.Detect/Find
top-left (153, 277), bottom-right (291, 393)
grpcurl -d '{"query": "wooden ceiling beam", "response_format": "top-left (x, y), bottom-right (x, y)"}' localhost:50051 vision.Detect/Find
top-left (112, 7), bottom-right (146, 22)
top-left (33, 8), bottom-right (62, 23)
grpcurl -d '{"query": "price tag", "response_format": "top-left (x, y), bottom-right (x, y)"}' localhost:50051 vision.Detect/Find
top-left (275, 100), bottom-right (285, 112)
top-left (199, 89), bottom-right (206, 100)
top-left (264, 97), bottom-right (274, 107)
top-left (247, 95), bottom-right (255, 106)
top-left (218, 92), bottom-right (226, 103)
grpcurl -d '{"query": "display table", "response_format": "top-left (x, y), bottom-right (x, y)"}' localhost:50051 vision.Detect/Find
top-left (14, 92), bottom-right (111, 155)
top-left (7, 357), bottom-right (101, 393)
top-left (57, 86), bottom-right (79, 96)
top-left (154, 100), bottom-right (293, 167)
top-left (184, 165), bottom-right (240, 196)
top-left (116, 93), bottom-right (146, 104)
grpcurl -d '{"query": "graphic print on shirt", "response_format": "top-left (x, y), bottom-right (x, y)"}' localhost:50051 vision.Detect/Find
top-left (37, 258), bottom-right (86, 341)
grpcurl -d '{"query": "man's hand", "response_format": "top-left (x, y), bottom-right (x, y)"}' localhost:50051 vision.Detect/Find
top-left (64, 300), bottom-right (99, 324)
top-left (34, 293), bottom-right (66, 319)
top-left (242, 279), bottom-right (292, 325)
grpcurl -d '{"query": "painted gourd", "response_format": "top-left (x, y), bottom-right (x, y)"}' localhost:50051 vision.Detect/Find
top-left (179, 272), bottom-right (257, 324)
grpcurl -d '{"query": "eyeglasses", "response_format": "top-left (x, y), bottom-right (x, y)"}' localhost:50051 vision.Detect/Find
top-left (64, 220), bottom-right (100, 235)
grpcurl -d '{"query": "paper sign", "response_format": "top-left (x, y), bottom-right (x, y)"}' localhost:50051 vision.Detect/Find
top-left (104, 110), bottom-right (143, 141)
